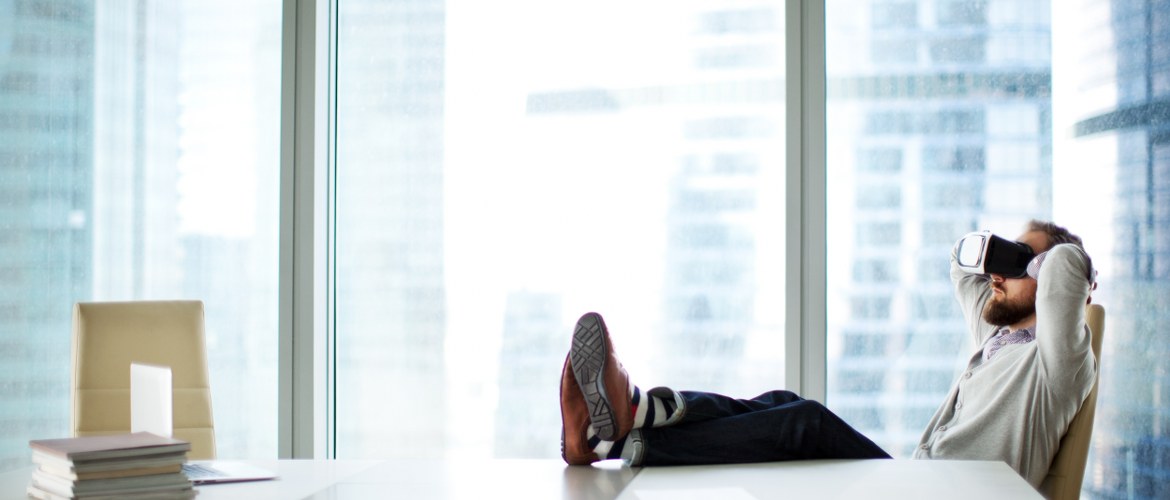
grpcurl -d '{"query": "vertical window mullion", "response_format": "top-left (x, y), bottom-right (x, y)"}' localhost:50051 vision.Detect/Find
top-left (786, 0), bottom-right (828, 402)
top-left (278, 0), bottom-right (332, 459)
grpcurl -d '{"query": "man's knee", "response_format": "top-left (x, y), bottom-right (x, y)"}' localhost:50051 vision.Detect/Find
top-left (755, 390), bottom-right (803, 405)
top-left (787, 399), bottom-right (833, 423)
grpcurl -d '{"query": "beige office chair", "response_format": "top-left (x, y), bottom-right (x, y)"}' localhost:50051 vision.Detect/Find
top-left (71, 300), bottom-right (217, 459)
top-left (1040, 303), bottom-right (1105, 500)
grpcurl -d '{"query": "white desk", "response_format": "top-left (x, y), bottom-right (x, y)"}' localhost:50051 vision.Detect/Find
top-left (0, 460), bottom-right (384, 500)
top-left (615, 460), bottom-right (1042, 499)
top-left (0, 459), bottom-right (635, 500)
top-left (301, 458), bottom-right (637, 500)
top-left (0, 458), bottom-right (1040, 499)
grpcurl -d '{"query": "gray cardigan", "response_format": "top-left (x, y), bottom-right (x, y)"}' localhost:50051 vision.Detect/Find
top-left (912, 244), bottom-right (1097, 488)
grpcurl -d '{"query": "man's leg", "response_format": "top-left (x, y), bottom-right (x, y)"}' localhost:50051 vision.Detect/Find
top-left (561, 312), bottom-right (887, 466)
top-left (635, 392), bottom-right (891, 465)
top-left (673, 389), bottom-right (806, 423)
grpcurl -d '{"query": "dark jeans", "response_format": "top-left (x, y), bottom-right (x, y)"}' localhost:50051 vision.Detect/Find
top-left (639, 390), bottom-right (891, 465)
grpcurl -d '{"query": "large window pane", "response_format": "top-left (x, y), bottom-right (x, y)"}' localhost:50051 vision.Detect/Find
top-left (335, 0), bottom-right (787, 458)
top-left (826, 0), bottom-right (1053, 458)
top-left (1053, 1), bottom-right (1170, 497)
top-left (0, 0), bottom-right (280, 471)
top-left (829, 0), bottom-right (1170, 497)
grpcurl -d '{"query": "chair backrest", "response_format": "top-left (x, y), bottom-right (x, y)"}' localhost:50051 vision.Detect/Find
top-left (1039, 303), bottom-right (1105, 499)
top-left (71, 300), bottom-right (217, 459)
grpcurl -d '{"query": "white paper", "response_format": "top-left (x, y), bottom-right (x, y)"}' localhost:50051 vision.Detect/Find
top-left (130, 363), bottom-right (173, 437)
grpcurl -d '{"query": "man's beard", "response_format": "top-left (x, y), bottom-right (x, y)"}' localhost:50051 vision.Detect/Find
top-left (982, 294), bottom-right (1036, 327)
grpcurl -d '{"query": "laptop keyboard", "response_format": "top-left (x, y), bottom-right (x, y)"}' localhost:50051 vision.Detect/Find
top-left (181, 463), bottom-right (223, 480)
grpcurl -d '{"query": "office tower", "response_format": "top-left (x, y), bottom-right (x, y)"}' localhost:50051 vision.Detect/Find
top-left (499, 2), bottom-right (785, 455)
top-left (0, 0), bottom-right (279, 469)
top-left (826, 0), bottom-right (1053, 457)
top-left (92, 1), bottom-right (183, 300)
top-left (0, 0), bottom-right (95, 472)
top-left (654, 5), bottom-right (787, 393)
top-left (660, 146), bottom-right (776, 391)
top-left (0, 0), bottom-right (187, 470)
top-left (520, 2), bottom-right (787, 397)
top-left (1054, 0), bottom-right (1170, 497)
top-left (493, 292), bottom-right (563, 457)
top-left (172, 0), bottom-right (281, 460)
top-left (334, 0), bottom-right (448, 457)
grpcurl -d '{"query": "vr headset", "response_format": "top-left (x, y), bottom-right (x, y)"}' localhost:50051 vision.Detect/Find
top-left (955, 230), bottom-right (1036, 278)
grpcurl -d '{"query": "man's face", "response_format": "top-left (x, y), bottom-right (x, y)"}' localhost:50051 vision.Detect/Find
top-left (981, 230), bottom-right (1048, 327)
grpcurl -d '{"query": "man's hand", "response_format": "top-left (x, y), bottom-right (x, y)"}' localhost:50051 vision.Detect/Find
top-left (1027, 245), bottom-right (1098, 303)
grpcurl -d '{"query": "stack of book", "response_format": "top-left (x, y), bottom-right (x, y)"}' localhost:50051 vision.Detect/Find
top-left (27, 432), bottom-right (196, 500)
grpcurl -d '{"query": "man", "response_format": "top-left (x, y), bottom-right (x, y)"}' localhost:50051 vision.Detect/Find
top-left (559, 220), bottom-right (1096, 489)
top-left (914, 220), bottom-right (1096, 486)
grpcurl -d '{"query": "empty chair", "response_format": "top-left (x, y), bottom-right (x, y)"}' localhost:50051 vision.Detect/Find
top-left (71, 300), bottom-right (217, 459)
top-left (1040, 303), bottom-right (1105, 499)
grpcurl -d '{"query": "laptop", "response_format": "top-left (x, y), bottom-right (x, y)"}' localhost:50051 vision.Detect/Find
top-left (131, 363), bottom-right (278, 485)
top-left (181, 460), bottom-right (277, 485)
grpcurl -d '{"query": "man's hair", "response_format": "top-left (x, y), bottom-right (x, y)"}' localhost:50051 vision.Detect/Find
top-left (1025, 220), bottom-right (1084, 252)
top-left (1025, 220), bottom-right (1096, 288)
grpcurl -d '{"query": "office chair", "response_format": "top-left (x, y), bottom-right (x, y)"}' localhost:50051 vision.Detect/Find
top-left (1039, 303), bottom-right (1104, 500)
top-left (71, 300), bottom-right (217, 459)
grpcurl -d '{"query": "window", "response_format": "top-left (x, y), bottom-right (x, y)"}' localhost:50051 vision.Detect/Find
top-left (922, 146), bottom-right (985, 173)
top-left (332, 0), bottom-right (788, 459)
top-left (831, 1), bottom-right (1170, 497)
top-left (856, 222), bottom-right (901, 246)
top-left (856, 147), bottom-right (903, 172)
top-left (936, 1), bottom-right (987, 27)
top-left (5, 1), bottom-right (1169, 496)
top-left (872, 2), bottom-right (917, 29)
top-left (828, 0), bottom-right (1052, 461)
top-left (0, 0), bottom-right (280, 470)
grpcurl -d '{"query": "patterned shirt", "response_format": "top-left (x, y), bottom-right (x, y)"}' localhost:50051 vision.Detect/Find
top-left (983, 326), bottom-right (1036, 361)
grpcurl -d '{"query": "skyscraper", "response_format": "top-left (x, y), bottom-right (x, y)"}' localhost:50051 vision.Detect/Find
top-left (334, 0), bottom-right (448, 457)
top-left (654, 4), bottom-right (787, 394)
top-left (0, 0), bottom-right (281, 469)
top-left (493, 292), bottom-right (563, 457)
top-left (489, 2), bottom-right (787, 456)
top-left (826, 0), bottom-right (1054, 457)
top-left (0, 0), bottom-right (94, 471)
top-left (1054, 0), bottom-right (1170, 496)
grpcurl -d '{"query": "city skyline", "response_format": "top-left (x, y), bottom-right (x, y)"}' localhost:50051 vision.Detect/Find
top-left (2, 2), bottom-right (1167, 497)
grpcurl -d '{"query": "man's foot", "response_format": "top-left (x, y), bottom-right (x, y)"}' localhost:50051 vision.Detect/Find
top-left (560, 353), bottom-right (645, 466)
top-left (569, 312), bottom-right (633, 442)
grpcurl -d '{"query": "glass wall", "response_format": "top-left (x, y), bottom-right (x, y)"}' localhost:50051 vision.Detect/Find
top-left (826, 0), bottom-right (1053, 458)
top-left (0, 0), bottom-right (280, 470)
top-left (828, 0), bottom-right (1170, 497)
top-left (4, 1), bottom-right (1167, 493)
top-left (1053, 1), bottom-right (1170, 497)
top-left (333, 0), bottom-right (788, 458)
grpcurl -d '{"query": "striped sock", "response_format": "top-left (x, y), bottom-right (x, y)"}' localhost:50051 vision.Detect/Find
top-left (632, 386), bottom-right (683, 429)
top-left (590, 428), bottom-right (643, 466)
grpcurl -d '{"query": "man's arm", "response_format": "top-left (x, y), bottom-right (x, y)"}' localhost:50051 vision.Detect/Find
top-left (950, 243), bottom-right (995, 347)
top-left (1033, 244), bottom-right (1095, 392)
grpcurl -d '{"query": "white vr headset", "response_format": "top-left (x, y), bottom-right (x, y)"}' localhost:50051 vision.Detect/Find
top-left (954, 230), bottom-right (1036, 278)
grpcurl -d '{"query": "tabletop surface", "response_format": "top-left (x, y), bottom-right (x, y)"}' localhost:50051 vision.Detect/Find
top-left (614, 459), bottom-right (1042, 500)
top-left (1, 457), bottom-right (1041, 500)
